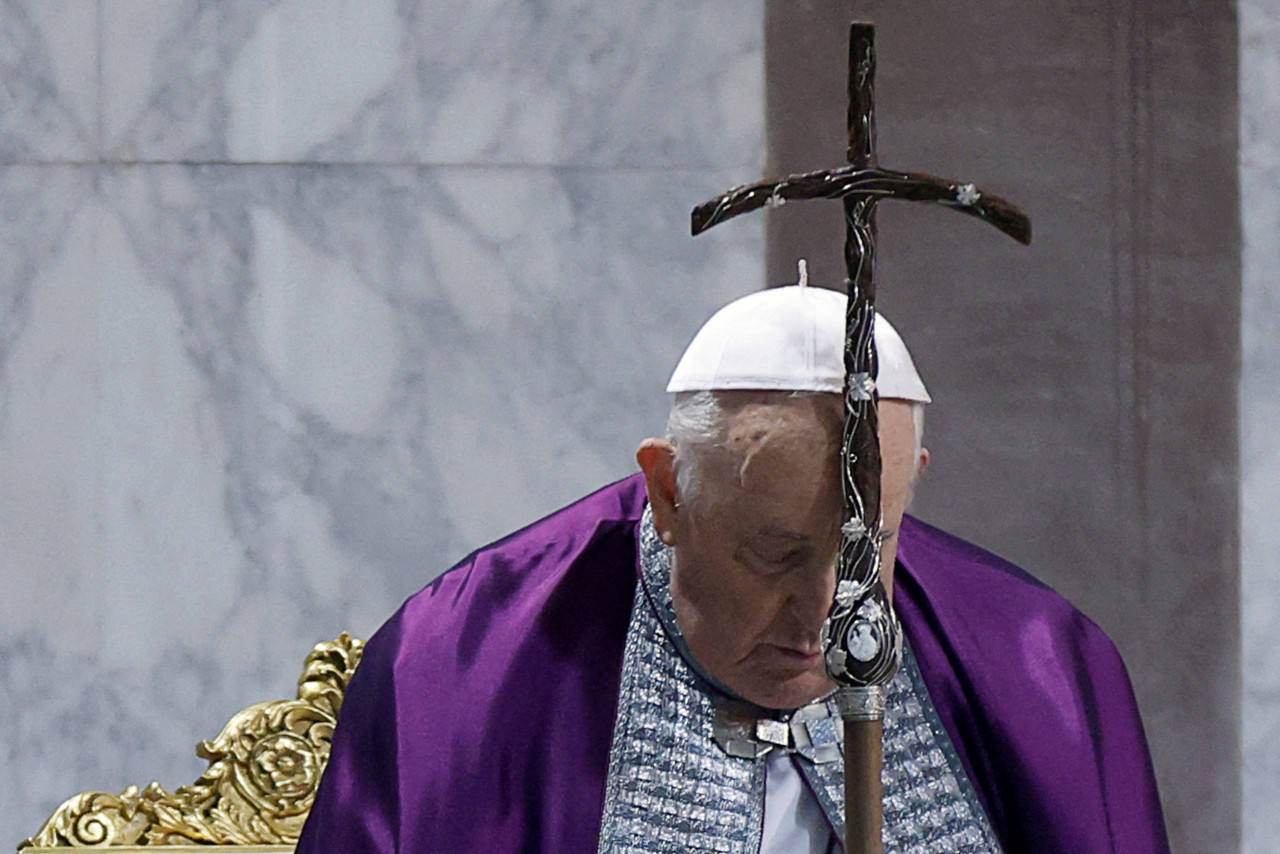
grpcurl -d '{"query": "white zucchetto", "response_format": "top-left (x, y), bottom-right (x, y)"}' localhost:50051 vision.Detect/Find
top-left (666, 285), bottom-right (931, 404)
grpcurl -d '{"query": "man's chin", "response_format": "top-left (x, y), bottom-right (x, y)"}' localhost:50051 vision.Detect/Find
top-left (736, 671), bottom-right (835, 711)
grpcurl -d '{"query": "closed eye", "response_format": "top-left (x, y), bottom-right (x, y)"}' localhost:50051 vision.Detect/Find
top-left (739, 544), bottom-right (812, 575)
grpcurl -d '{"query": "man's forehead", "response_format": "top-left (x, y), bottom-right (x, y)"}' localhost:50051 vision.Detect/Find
top-left (698, 436), bottom-right (843, 520)
top-left (718, 410), bottom-right (837, 477)
top-left (708, 495), bottom-right (842, 543)
top-left (719, 393), bottom-right (843, 438)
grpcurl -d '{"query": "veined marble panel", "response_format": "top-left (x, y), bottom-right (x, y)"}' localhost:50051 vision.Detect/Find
top-left (0, 0), bottom-right (765, 844)
top-left (0, 160), bottom-right (762, 844)
top-left (0, 0), bottom-right (764, 168)
top-left (0, 1), bottom-right (99, 161)
top-left (1242, 1), bottom-right (1280, 852)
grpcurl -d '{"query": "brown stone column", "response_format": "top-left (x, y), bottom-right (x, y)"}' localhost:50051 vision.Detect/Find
top-left (764, 4), bottom-right (1241, 853)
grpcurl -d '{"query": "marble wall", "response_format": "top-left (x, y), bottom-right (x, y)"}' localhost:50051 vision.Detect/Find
top-left (0, 1), bottom-right (763, 844)
top-left (1241, 0), bottom-right (1280, 851)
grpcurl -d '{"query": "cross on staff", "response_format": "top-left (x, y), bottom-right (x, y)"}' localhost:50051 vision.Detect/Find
top-left (691, 22), bottom-right (1031, 854)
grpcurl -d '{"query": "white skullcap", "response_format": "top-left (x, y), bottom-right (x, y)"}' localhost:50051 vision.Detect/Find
top-left (666, 285), bottom-right (931, 403)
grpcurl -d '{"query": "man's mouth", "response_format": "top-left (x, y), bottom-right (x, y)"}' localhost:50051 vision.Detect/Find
top-left (768, 644), bottom-right (823, 665)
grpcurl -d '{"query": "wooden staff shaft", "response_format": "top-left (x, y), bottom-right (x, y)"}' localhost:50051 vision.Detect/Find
top-left (844, 719), bottom-right (884, 854)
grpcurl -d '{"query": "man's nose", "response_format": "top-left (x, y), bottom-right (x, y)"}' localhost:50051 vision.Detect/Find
top-left (787, 560), bottom-right (837, 630)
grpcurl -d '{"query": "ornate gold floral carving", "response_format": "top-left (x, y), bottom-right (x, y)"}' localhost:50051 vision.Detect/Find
top-left (19, 634), bottom-right (364, 850)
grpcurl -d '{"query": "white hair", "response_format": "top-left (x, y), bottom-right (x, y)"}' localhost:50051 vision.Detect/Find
top-left (665, 391), bottom-right (725, 503)
top-left (665, 391), bottom-right (925, 506)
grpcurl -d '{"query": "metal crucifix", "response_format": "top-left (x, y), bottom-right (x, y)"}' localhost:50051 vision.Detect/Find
top-left (691, 22), bottom-right (1031, 854)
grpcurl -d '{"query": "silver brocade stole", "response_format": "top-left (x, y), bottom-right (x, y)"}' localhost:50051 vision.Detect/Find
top-left (596, 509), bottom-right (1004, 854)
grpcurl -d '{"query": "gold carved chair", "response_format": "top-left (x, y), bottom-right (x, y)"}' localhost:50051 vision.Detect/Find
top-left (17, 634), bottom-right (364, 854)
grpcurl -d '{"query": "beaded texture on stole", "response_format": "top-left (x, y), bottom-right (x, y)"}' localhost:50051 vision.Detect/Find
top-left (596, 510), bottom-right (1003, 854)
top-left (875, 652), bottom-right (1005, 853)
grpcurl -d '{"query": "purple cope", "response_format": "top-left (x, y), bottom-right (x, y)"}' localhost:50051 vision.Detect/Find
top-left (295, 473), bottom-right (1170, 854)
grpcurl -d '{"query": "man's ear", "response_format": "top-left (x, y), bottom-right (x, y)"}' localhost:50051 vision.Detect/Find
top-left (916, 446), bottom-right (931, 479)
top-left (636, 438), bottom-right (679, 545)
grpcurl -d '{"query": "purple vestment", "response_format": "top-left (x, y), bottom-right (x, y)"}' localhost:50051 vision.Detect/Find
top-left (296, 474), bottom-right (1169, 853)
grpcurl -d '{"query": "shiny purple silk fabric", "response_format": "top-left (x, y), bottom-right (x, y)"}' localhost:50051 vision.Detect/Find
top-left (296, 474), bottom-right (1169, 854)
top-left (895, 514), bottom-right (1170, 854)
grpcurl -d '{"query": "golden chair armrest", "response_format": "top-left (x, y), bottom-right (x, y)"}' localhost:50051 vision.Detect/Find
top-left (18, 634), bottom-right (364, 851)
top-left (24, 848), bottom-right (292, 854)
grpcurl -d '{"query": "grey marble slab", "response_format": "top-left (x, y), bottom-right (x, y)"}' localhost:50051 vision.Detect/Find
top-left (2, 0), bottom-right (762, 168)
top-left (0, 1), bottom-right (99, 162)
top-left (0, 0), bottom-right (765, 844)
top-left (1241, 4), bottom-right (1280, 852)
top-left (0, 160), bottom-right (763, 844)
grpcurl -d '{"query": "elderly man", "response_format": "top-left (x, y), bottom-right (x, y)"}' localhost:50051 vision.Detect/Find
top-left (296, 286), bottom-right (1169, 853)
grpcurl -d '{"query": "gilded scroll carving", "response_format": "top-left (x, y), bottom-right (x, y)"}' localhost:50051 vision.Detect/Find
top-left (19, 634), bottom-right (364, 849)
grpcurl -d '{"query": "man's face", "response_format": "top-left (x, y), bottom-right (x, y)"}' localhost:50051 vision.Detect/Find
top-left (666, 394), bottom-right (844, 710)
top-left (653, 395), bottom-right (923, 711)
